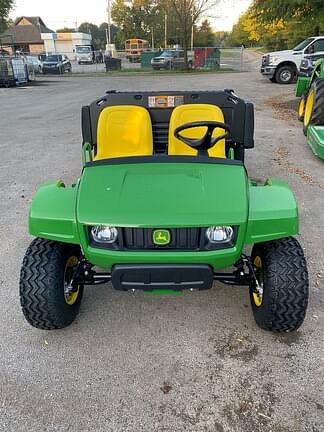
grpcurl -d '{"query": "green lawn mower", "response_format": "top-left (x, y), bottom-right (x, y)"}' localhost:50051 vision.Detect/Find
top-left (296, 57), bottom-right (324, 159)
top-left (19, 90), bottom-right (309, 332)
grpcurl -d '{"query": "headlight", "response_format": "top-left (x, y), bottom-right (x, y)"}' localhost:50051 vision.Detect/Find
top-left (301, 59), bottom-right (311, 69)
top-left (206, 226), bottom-right (234, 243)
top-left (90, 225), bottom-right (118, 243)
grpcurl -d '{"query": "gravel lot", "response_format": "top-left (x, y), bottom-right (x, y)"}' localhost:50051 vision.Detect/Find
top-left (0, 64), bottom-right (323, 432)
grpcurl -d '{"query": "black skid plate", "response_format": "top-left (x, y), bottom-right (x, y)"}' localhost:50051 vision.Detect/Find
top-left (111, 264), bottom-right (214, 291)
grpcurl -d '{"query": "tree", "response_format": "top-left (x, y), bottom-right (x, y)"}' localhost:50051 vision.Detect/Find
top-left (229, 0), bottom-right (324, 51)
top-left (111, 0), bottom-right (165, 48)
top-left (194, 19), bottom-right (214, 47)
top-left (56, 27), bottom-right (76, 33)
top-left (253, 0), bottom-right (324, 22)
top-left (252, 0), bottom-right (324, 39)
top-left (167, 0), bottom-right (219, 66)
top-left (78, 22), bottom-right (119, 49)
top-left (0, 0), bottom-right (14, 33)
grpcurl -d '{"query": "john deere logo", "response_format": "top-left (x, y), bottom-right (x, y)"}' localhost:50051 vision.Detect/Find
top-left (153, 229), bottom-right (170, 245)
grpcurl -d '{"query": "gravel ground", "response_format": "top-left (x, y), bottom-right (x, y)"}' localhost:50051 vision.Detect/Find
top-left (0, 63), bottom-right (323, 432)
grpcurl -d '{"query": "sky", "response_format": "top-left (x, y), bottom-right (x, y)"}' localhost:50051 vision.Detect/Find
top-left (9, 0), bottom-right (252, 32)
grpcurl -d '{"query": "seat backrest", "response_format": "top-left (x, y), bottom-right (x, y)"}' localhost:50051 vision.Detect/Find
top-left (168, 104), bottom-right (226, 158)
top-left (95, 105), bottom-right (153, 160)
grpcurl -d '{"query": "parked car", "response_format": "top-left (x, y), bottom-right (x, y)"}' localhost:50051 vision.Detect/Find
top-left (42, 54), bottom-right (72, 74)
top-left (151, 50), bottom-right (193, 70)
top-left (260, 36), bottom-right (324, 84)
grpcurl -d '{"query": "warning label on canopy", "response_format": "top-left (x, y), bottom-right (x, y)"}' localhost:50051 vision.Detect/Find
top-left (148, 95), bottom-right (184, 108)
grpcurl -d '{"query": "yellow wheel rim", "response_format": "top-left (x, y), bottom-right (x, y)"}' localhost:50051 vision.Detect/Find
top-left (64, 256), bottom-right (80, 305)
top-left (298, 97), bottom-right (305, 119)
top-left (304, 89), bottom-right (314, 127)
top-left (253, 255), bottom-right (263, 307)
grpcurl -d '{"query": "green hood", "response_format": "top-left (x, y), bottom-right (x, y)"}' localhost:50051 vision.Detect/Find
top-left (76, 161), bottom-right (248, 228)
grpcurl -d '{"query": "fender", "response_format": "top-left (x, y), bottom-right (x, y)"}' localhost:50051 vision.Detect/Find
top-left (29, 181), bottom-right (80, 244)
top-left (246, 178), bottom-right (298, 244)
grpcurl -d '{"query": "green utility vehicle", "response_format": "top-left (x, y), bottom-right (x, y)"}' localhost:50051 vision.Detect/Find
top-left (19, 90), bottom-right (309, 332)
top-left (296, 57), bottom-right (324, 159)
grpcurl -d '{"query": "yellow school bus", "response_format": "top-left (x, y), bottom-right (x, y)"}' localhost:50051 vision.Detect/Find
top-left (125, 39), bottom-right (148, 62)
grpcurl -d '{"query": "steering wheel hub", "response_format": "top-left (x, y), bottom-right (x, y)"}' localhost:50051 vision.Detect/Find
top-left (174, 121), bottom-right (230, 155)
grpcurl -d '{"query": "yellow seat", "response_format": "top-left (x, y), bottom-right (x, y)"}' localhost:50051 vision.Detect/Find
top-left (95, 105), bottom-right (153, 160)
top-left (168, 104), bottom-right (226, 158)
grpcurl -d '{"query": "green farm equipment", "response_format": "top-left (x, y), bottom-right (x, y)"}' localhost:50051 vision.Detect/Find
top-left (19, 90), bottom-right (309, 332)
top-left (296, 57), bottom-right (324, 158)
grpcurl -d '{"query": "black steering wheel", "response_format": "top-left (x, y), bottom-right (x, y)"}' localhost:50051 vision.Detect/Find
top-left (174, 121), bottom-right (230, 155)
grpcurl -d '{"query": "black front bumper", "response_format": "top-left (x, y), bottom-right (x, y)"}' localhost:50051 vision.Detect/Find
top-left (111, 264), bottom-right (214, 291)
top-left (260, 66), bottom-right (276, 78)
top-left (43, 67), bottom-right (60, 74)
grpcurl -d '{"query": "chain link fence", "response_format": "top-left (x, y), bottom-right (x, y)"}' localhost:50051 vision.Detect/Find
top-left (36, 47), bottom-right (245, 74)
top-left (1, 47), bottom-right (245, 84)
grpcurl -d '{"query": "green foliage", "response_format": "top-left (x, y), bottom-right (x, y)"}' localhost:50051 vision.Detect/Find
top-left (112, 0), bottom-right (165, 47)
top-left (229, 0), bottom-right (324, 50)
top-left (77, 22), bottom-right (119, 49)
top-left (112, 0), bottom-right (217, 55)
top-left (56, 27), bottom-right (76, 33)
top-left (252, 0), bottom-right (324, 22)
top-left (0, 0), bottom-right (14, 33)
top-left (194, 20), bottom-right (215, 47)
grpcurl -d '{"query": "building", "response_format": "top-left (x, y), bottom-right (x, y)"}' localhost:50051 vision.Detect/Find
top-left (3, 16), bottom-right (53, 54)
top-left (41, 32), bottom-right (92, 59)
top-left (2, 16), bottom-right (92, 59)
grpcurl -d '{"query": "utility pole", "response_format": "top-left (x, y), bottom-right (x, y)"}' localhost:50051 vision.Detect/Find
top-left (151, 27), bottom-right (154, 51)
top-left (164, 14), bottom-right (167, 49)
top-left (191, 14), bottom-right (194, 50)
top-left (107, 0), bottom-right (112, 45)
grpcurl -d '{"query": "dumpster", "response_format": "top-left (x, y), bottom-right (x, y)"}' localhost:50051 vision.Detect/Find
top-left (194, 48), bottom-right (220, 70)
top-left (105, 57), bottom-right (121, 71)
top-left (141, 51), bottom-right (161, 68)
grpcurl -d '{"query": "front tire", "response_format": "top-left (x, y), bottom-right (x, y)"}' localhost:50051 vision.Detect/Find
top-left (298, 93), bottom-right (307, 121)
top-left (19, 238), bottom-right (84, 330)
top-left (249, 237), bottom-right (308, 332)
top-left (275, 65), bottom-right (296, 84)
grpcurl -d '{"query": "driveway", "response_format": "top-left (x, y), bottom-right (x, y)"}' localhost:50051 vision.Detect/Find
top-left (0, 70), bottom-right (323, 432)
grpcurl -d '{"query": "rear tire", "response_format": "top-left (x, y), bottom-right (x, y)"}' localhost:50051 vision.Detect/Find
top-left (303, 79), bottom-right (324, 134)
top-left (275, 65), bottom-right (296, 84)
top-left (19, 238), bottom-right (84, 330)
top-left (249, 237), bottom-right (308, 332)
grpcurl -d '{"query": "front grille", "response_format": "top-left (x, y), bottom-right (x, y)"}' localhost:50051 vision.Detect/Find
top-left (87, 226), bottom-right (238, 251)
top-left (123, 228), bottom-right (201, 250)
top-left (262, 55), bottom-right (269, 66)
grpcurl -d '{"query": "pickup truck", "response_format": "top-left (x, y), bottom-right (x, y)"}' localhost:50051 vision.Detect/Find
top-left (260, 36), bottom-right (324, 84)
top-left (151, 49), bottom-right (193, 70)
